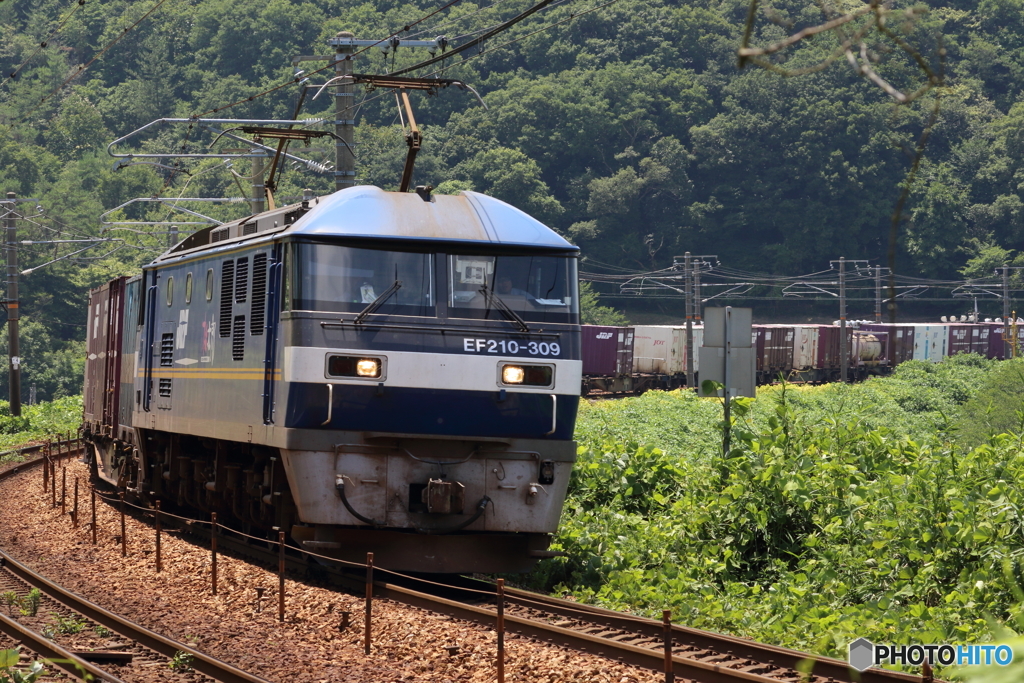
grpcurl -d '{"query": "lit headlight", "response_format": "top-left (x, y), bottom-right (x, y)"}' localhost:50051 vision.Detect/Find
top-left (502, 365), bottom-right (525, 384)
top-left (356, 359), bottom-right (380, 377)
top-left (327, 354), bottom-right (384, 379)
top-left (499, 363), bottom-right (553, 387)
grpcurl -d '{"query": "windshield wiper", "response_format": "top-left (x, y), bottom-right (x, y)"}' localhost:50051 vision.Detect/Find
top-left (354, 280), bottom-right (402, 324)
top-left (480, 286), bottom-right (529, 333)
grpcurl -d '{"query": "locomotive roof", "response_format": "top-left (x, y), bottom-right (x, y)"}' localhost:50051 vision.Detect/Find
top-left (287, 185), bottom-right (576, 250)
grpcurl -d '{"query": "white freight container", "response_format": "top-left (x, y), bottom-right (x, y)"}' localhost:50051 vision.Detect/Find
top-left (632, 325), bottom-right (703, 375)
top-left (909, 324), bottom-right (949, 362)
top-left (791, 325), bottom-right (820, 369)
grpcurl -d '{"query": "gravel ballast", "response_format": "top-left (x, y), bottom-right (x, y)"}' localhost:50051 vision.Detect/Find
top-left (0, 458), bottom-right (661, 682)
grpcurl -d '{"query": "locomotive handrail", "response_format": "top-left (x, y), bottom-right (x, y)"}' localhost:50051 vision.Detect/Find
top-left (142, 284), bottom-right (158, 412)
top-left (321, 320), bottom-right (564, 338)
top-left (262, 257), bottom-right (283, 424)
top-left (401, 445), bottom-right (478, 467)
top-left (544, 394), bottom-right (557, 436)
top-left (321, 383), bottom-right (334, 426)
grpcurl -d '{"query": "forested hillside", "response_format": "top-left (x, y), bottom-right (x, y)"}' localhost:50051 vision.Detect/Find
top-left (1, 0), bottom-right (1023, 399)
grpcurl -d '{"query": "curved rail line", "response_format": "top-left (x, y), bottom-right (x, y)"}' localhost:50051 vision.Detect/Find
top-left (1, 442), bottom-right (936, 683)
top-left (0, 444), bottom-right (271, 683)
top-left (0, 607), bottom-right (121, 682)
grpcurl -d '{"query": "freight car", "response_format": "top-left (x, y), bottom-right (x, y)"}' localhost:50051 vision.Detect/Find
top-left (580, 318), bottom-right (1020, 395)
top-left (83, 185), bottom-right (582, 573)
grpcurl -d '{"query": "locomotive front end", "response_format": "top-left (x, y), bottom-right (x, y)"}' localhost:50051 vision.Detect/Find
top-left (275, 187), bottom-right (582, 573)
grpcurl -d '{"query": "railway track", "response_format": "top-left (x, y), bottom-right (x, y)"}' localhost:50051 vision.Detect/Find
top-left (0, 440), bottom-right (936, 683)
top-left (154, 499), bottom-right (934, 683)
top-left (0, 442), bottom-right (271, 683)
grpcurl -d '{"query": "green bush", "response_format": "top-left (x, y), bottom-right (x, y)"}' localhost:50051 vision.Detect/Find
top-left (545, 358), bottom-right (1024, 673)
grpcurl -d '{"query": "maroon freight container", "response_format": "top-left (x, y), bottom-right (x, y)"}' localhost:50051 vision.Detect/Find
top-left (947, 324), bottom-right (973, 357)
top-left (816, 325), bottom-right (840, 369)
top-left (83, 277), bottom-right (127, 436)
top-left (988, 323), bottom-right (1008, 360)
top-left (860, 324), bottom-right (915, 365)
top-left (969, 324), bottom-right (990, 355)
top-left (581, 325), bottom-right (634, 376)
top-left (759, 325), bottom-right (795, 379)
top-left (754, 326), bottom-right (766, 373)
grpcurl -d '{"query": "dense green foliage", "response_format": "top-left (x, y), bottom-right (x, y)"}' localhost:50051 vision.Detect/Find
top-left (2, 0), bottom-right (1024, 397)
top-left (0, 396), bottom-right (84, 460)
top-left (541, 357), bottom-right (1024, 673)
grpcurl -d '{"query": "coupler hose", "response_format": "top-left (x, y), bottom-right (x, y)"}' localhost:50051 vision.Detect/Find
top-left (416, 496), bottom-right (491, 535)
top-left (336, 479), bottom-right (385, 526)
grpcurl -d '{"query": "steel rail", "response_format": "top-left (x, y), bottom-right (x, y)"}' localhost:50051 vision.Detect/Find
top-left (0, 448), bottom-right (271, 683)
top-left (0, 610), bottom-right (123, 682)
top-left (2, 444), bottom-right (931, 683)
top-left (496, 585), bottom-right (925, 683)
top-left (0, 550), bottom-right (270, 683)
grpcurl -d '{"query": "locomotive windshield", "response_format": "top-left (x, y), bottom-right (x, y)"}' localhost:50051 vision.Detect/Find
top-left (291, 243), bottom-right (435, 316)
top-left (449, 253), bottom-right (578, 324)
top-left (289, 244), bottom-right (578, 324)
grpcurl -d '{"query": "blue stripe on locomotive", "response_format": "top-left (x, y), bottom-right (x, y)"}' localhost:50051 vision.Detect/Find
top-left (283, 383), bottom-right (579, 440)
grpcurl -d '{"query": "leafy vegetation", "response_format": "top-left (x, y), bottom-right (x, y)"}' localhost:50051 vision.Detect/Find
top-left (2, 0), bottom-right (1024, 388)
top-left (0, 396), bottom-right (82, 460)
top-left (538, 357), bottom-right (1024, 673)
top-left (0, 648), bottom-right (45, 683)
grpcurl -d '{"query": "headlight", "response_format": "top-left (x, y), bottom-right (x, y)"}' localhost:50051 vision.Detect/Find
top-left (356, 359), bottom-right (380, 377)
top-left (499, 363), bottom-right (553, 387)
top-left (327, 355), bottom-right (384, 379)
top-left (502, 365), bottom-right (525, 384)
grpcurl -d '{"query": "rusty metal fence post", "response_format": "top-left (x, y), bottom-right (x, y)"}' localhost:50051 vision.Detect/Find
top-left (50, 460), bottom-right (56, 508)
top-left (119, 492), bottom-right (126, 558)
top-left (60, 467), bottom-right (66, 516)
top-left (278, 531), bottom-right (286, 622)
top-left (72, 477), bottom-right (79, 528)
top-left (90, 487), bottom-right (97, 545)
top-left (497, 578), bottom-right (505, 683)
top-left (211, 512), bottom-right (218, 595)
top-left (663, 610), bottom-right (674, 683)
top-left (154, 500), bottom-right (162, 573)
top-left (364, 552), bottom-right (374, 655)
top-left (42, 454), bottom-right (48, 492)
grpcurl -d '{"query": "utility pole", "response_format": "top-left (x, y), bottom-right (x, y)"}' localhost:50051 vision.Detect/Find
top-left (693, 261), bottom-right (702, 326)
top-left (875, 265), bottom-right (882, 323)
top-left (292, 36), bottom-right (444, 190)
top-left (1002, 265), bottom-right (1010, 358)
top-left (167, 224), bottom-right (179, 250)
top-left (251, 143), bottom-right (266, 214)
top-left (4, 192), bottom-right (20, 416)
top-left (684, 252), bottom-right (694, 389)
top-left (839, 257), bottom-right (847, 383)
top-left (330, 32), bottom-right (356, 191)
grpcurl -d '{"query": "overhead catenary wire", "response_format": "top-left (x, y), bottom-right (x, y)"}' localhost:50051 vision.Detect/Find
top-left (190, 0), bottom-right (469, 120)
top-left (405, 0), bottom-right (518, 39)
top-left (24, 0), bottom-right (175, 119)
top-left (389, 0), bottom-right (564, 76)
top-left (0, 0), bottom-right (89, 92)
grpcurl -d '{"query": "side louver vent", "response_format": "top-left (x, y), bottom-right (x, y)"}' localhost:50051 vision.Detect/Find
top-left (250, 253), bottom-right (267, 335)
top-left (242, 222), bottom-right (257, 236)
top-left (219, 260), bottom-right (234, 337)
top-left (211, 227), bottom-right (229, 243)
top-left (160, 333), bottom-right (174, 366)
top-left (235, 257), bottom-right (249, 304)
top-left (232, 315), bottom-right (246, 360)
top-left (159, 378), bottom-right (172, 397)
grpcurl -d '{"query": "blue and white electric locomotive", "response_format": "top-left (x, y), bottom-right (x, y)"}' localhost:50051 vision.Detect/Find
top-left (83, 185), bottom-right (582, 573)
